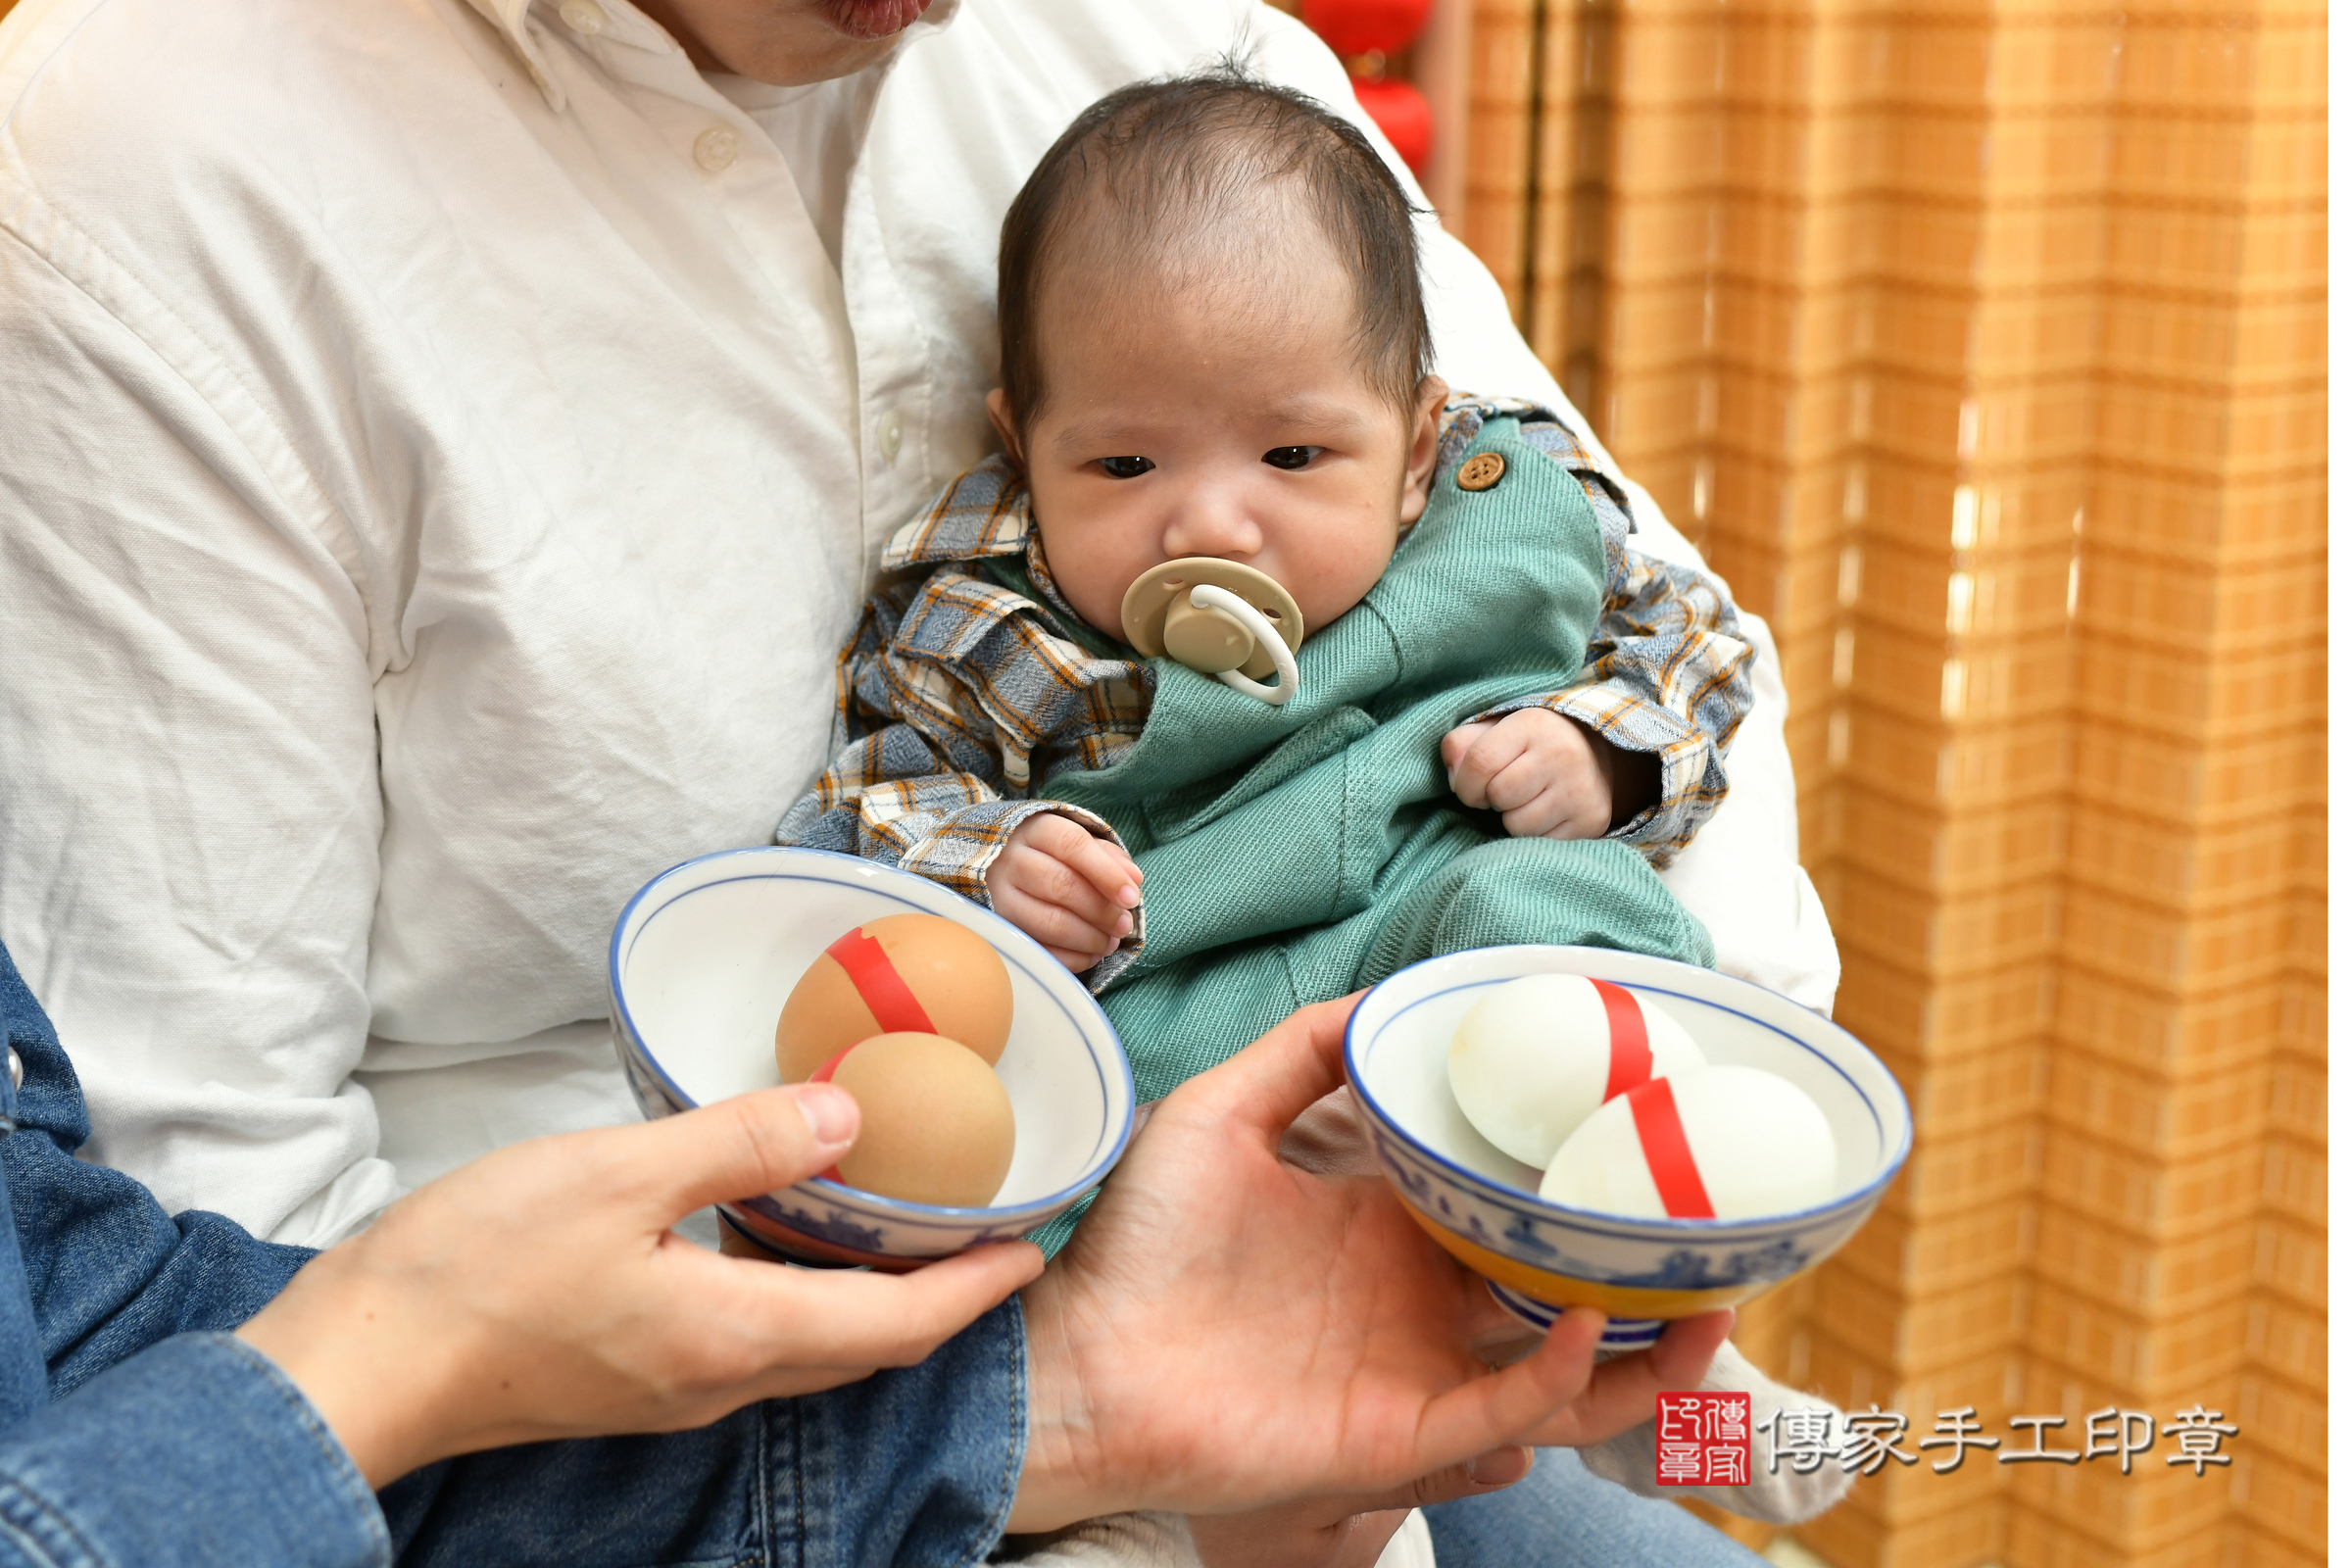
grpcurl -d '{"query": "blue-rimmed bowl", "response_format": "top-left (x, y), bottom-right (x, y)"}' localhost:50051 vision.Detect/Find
top-left (1346, 945), bottom-right (1909, 1350)
top-left (610, 847), bottom-right (1135, 1269)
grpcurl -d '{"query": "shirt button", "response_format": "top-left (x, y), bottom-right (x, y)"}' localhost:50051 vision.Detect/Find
top-left (877, 409), bottom-right (904, 464)
top-left (693, 126), bottom-right (740, 172)
top-left (558, 0), bottom-right (607, 32)
top-left (6, 1047), bottom-right (19, 1093)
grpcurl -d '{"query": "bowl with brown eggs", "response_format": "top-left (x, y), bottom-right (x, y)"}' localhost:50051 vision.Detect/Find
top-left (1346, 944), bottom-right (1910, 1350)
top-left (610, 846), bottom-right (1135, 1268)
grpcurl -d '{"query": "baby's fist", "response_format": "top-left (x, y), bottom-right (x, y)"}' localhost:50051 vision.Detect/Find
top-left (1442, 709), bottom-right (1622, 842)
top-left (985, 814), bottom-right (1143, 972)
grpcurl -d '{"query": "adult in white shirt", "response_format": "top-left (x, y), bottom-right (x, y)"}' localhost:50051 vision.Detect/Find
top-left (0, 0), bottom-right (1821, 1559)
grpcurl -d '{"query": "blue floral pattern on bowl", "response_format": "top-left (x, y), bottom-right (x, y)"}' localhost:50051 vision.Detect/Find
top-left (1347, 945), bottom-right (1911, 1348)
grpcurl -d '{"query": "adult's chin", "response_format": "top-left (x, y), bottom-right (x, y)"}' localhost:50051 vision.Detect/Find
top-left (821, 0), bottom-right (932, 42)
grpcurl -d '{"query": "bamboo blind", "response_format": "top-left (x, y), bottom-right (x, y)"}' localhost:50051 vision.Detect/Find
top-left (1443, 0), bottom-right (2326, 1564)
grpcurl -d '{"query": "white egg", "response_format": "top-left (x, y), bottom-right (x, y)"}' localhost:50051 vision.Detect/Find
top-left (1539, 1064), bottom-right (1838, 1220)
top-left (1446, 973), bottom-right (1707, 1168)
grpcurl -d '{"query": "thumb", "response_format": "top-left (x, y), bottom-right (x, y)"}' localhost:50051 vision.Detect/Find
top-left (1178, 993), bottom-right (1361, 1152)
top-left (1440, 720), bottom-right (1495, 777)
top-left (640, 1084), bottom-right (861, 1219)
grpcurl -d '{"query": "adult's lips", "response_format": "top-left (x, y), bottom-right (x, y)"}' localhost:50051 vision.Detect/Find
top-left (821, 0), bottom-right (932, 41)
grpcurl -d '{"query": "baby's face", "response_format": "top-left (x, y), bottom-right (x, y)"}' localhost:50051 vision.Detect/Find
top-left (993, 238), bottom-right (1446, 644)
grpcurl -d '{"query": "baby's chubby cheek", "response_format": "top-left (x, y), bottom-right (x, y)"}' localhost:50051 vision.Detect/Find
top-left (1280, 520), bottom-right (1401, 635)
top-left (1026, 510), bottom-right (1160, 641)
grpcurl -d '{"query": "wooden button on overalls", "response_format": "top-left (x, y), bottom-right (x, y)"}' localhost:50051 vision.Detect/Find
top-left (1455, 452), bottom-right (1506, 491)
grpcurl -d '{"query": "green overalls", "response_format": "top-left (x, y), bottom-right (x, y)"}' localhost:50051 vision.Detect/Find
top-left (1048, 416), bottom-right (1713, 1106)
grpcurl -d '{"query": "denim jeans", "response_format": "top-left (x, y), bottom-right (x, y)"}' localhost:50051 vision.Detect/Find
top-left (1426, 1446), bottom-right (1770, 1567)
top-left (0, 940), bottom-right (1024, 1568)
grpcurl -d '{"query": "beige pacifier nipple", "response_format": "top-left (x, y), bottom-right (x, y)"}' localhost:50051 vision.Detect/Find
top-left (1119, 557), bottom-right (1305, 706)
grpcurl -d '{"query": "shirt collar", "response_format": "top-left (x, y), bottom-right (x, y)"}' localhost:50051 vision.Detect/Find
top-left (464, 0), bottom-right (960, 114)
top-left (462, 0), bottom-right (563, 108)
top-left (883, 453), bottom-right (1035, 570)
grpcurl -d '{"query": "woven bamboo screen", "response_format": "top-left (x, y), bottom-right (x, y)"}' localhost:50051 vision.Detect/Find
top-left (1426, 0), bottom-right (2326, 1564)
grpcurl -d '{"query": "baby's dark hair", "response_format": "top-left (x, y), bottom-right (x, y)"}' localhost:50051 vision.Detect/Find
top-left (997, 68), bottom-right (1433, 433)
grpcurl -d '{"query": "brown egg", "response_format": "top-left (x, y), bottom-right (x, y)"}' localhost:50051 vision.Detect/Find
top-left (776, 912), bottom-right (1013, 1082)
top-left (822, 1032), bottom-right (1016, 1208)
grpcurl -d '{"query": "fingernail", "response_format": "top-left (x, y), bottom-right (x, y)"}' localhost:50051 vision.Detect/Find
top-left (1118, 883), bottom-right (1141, 907)
top-left (1115, 913), bottom-right (1133, 937)
top-left (794, 1083), bottom-right (858, 1147)
top-left (1468, 1447), bottom-right (1529, 1486)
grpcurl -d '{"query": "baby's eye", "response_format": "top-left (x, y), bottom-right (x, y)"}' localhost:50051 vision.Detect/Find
top-left (1262, 446), bottom-right (1321, 470)
top-left (1098, 456), bottom-right (1155, 479)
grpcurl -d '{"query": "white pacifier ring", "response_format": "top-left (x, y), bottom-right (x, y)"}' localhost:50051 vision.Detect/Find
top-left (1186, 583), bottom-right (1299, 706)
top-left (1117, 556), bottom-right (1306, 708)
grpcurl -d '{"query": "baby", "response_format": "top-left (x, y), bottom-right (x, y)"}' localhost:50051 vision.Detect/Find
top-left (781, 74), bottom-right (1748, 1053)
top-left (779, 70), bottom-right (1849, 1533)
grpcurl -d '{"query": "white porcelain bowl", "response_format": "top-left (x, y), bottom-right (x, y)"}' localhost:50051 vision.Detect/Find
top-left (610, 847), bottom-right (1135, 1268)
top-left (1347, 945), bottom-right (1910, 1349)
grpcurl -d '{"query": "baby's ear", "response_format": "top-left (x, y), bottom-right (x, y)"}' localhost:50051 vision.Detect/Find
top-left (985, 389), bottom-right (1024, 467)
top-left (1397, 375), bottom-right (1450, 527)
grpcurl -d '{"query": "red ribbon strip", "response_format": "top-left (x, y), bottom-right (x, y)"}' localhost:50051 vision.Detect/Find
top-left (826, 927), bottom-right (937, 1036)
top-left (1625, 1077), bottom-right (1715, 1218)
top-left (807, 1045), bottom-right (858, 1185)
top-left (1594, 979), bottom-right (1653, 1102)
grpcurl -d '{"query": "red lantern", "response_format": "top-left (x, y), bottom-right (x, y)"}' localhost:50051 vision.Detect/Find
top-left (1300, 0), bottom-right (1437, 175)
top-left (1301, 0), bottom-right (1432, 56)
top-left (1352, 76), bottom-right (1433, 173)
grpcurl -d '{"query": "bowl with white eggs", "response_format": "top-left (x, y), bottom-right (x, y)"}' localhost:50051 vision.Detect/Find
top-left (610, 847), bottom-right (1134, 1269)
top-left (1346, 944), bottom-right (1910, 1350)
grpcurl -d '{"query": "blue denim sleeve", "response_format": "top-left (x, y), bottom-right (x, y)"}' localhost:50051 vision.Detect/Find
top-left (0, 1336), bottom-right (391, 1568)
top-left (0, 940), bottom-right (314, 1403)
top-left (0, 945), bottom-right (382, 1567)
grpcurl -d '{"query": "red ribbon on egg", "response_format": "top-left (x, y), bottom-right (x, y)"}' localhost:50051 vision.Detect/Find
top-left (808, 1044), bottom-right (858, 1185)
top-left (827, 927), bottom-right (938, 1035)
top-left (1594, 978), bottom-right (1653, 1102)
top-left (1624, 1077), bottom-right (1715, 1218)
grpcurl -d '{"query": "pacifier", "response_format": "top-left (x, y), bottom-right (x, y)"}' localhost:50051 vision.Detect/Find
top-left (1118, 557), bottom-right (1305, 706)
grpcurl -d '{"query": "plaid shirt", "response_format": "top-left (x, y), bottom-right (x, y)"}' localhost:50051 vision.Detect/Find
top-left (777, 397), bottom-right (1753, 982)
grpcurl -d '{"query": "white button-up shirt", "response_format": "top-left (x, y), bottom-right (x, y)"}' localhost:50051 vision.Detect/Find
top-left (0, 0), bottom-right (1832, 1246)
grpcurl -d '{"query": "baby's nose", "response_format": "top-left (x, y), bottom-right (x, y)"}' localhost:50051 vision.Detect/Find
top-left (1163, 489), bottom-right (1264, 559)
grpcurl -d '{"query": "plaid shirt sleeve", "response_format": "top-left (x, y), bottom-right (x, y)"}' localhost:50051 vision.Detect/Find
top-left (1442, 402), bottom-right (1755, 864)
top-left (774, 557), bottom-right (1147, 989)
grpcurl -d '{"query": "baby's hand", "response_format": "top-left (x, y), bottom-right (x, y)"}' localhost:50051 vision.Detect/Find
top-left (985, 814), bottom-right (1144, 972)
top-left (1441, 709), bottom-right (1624, 841)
